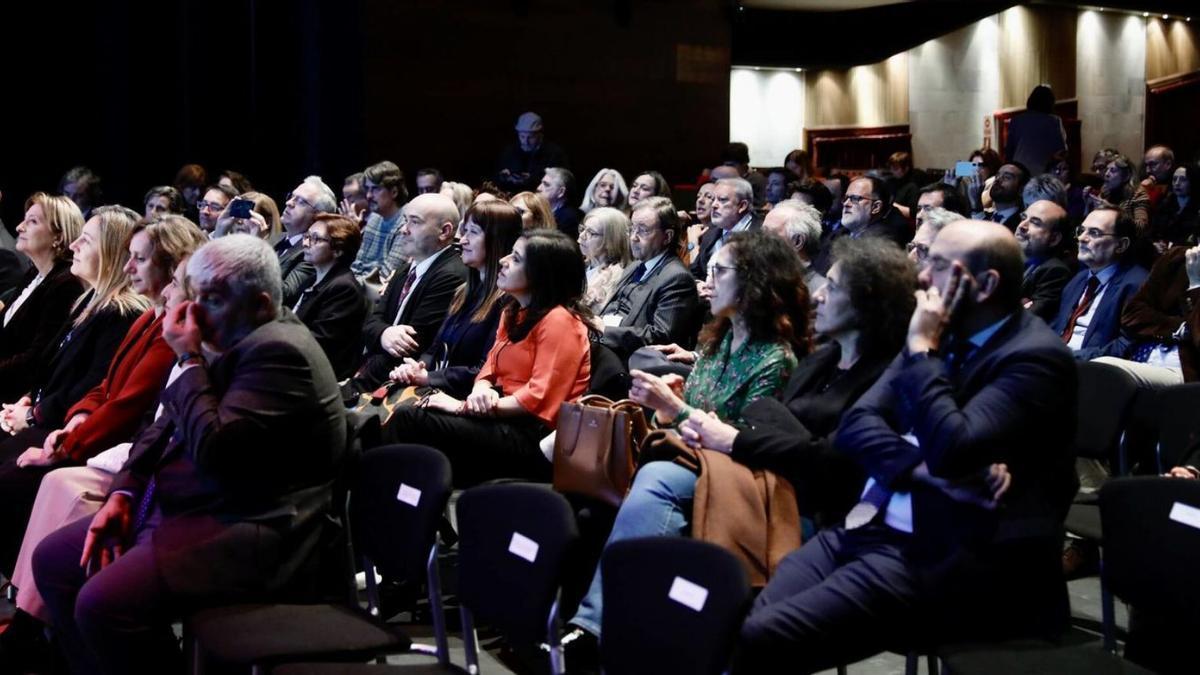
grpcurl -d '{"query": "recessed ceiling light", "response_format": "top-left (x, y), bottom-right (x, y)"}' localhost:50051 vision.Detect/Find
top-left (1143, 11), bottom-right (1149, 17)
top-left (1163, 14), bottom-right (1169, 19)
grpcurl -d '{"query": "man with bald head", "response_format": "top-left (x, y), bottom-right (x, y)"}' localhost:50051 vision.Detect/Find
top-left (351, 193), bottom-right (468, 393)
top-left (738, 221), bottom-right (1077, 673)
top-left (1015, 199), bottom-right (1072, 322)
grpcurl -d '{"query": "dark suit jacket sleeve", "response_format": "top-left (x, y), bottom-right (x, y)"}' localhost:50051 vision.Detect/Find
top-left (109, 412), bottom-right (175, 498)
top-left (281, 261), bottom-right (316, 308)
top-left (834, 356), bottom-right (925, 489)
top-left (303, 279), bottom-right (366, 364)
top-left (1073, 277), bottom-right (1145, 361)
top-left (404, 266), bottom-right (468, 356)
top-left (603, 268), bottom-right (699, 354)
top-left (0, 274), bottom-right (80, 386)
top-left (361, 267), bottom-right (405, 352)
top-left (1026, 263), bottom-right (1071, 322)
top-left (35, 312), bottom-right (132, 427)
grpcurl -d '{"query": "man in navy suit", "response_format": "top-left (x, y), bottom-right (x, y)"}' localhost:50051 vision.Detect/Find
top-left (1051, 206), bottom-right (1148, 360)
top-left (737, 221), bottom-right (1077, 673)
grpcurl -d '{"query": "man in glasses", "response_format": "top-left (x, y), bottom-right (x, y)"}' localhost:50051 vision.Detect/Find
top-left (1050, 206), bottom-right (1148, 360)
top-left (1014, 200), bottom-right (1072, 322)
top-left (813, 176), bottom-right (908, 275)
top-left (278, 176), bottom-right (339, 306)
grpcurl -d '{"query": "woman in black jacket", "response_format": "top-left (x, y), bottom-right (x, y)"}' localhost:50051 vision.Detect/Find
top-left (387, 200), bottom-right (522, 398)
top-left (0, 194), bottom-right (85, 402)
top-left (292, 215), bottom-right (368, 380)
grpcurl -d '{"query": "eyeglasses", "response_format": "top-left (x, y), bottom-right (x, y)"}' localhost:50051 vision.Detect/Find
top-left (303, 232), bottom-right (332, 244)
top-left (196, 200), bottom-right (224, 212)
top-left (706, 263), bottom-right (737, 278)
top-left (630, 226), bottom-right (659, 239)
top-left (582, 228), bottom-right (603, 239)
top-left (286, 192), bottom-right (316, 210)
top-left (843, 194), bottom-right (876, 205)
top-left (1075, 226), bottom-right (1115, 240)
top-left (906, 242), bottom-right (930, 261)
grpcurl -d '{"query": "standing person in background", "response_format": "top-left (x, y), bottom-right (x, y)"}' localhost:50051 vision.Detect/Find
top-left (1005, 85), bottom-right (1067, 177)
top-left (495, 112), bottom-right (569, 193)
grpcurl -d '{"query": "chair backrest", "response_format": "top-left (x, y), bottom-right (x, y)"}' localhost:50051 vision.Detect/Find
top-left (350, 444), bottom-right (453, 587)
top-left (455, 483), bottom-right (578, 646)
top-left (600, 537), bottom-right (751, 675)
top-left (1154, 383), bottom-right (1200, 471)
top-left (1100, 477), bottom-right (1200, 624)
top-left (1074, 361), bottom-right (1138, 463)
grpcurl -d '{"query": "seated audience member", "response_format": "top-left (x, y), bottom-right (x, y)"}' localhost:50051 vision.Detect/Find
top-left (581, 169), bottom-right (629, 214)
top-left (1139, 144), bottom-right (1175, 209)
top-left (279, 176), bottom-right (339, 306)
top-left (142, 186), bottom-right (184, 219)
top-left (218, 169), bottom-right (253, 195)
top-left (0, 215), bottom-right (206, 582)
top-left (785, 148), bottom-right (814, 181)
top-left (351, 160), bottom-right (408, 280)
top-left (383, 229), bottom-right (591, 486)
top-left (195, 184), bottom-right (237, 236)
top-left (293, 215), bottom-right (368, 380)
top-left (578, 207), bottom-right (632, 313)
top-left (1022, 173), bottom-right (1068, 211)
top-left (538, 167), bottom-right (583, 237)
top-left (415, 167), bottom-right (443, 195)
top-left (686, 182), bottom-right (715, 265)
top-left (495, 111), bottom-right (569, 194)
top-left (173, 163), bottom-right (207, 217)
top-left (33, 234), bottom-right (347, 675)
top-left (0, 252), bottom-right (197, 667)
top-left (1015, 199), bottom-right (1073, 322)
top-left (690, 178), bottom-right (761, 282)
top-left (0, 194), bottom-right (85, 402)
top-left (1004, 85), bottom-right (1068, 177)
top-left (958, 147), bottom-right (1002, 212)
top-left (58, 166), bottom-right (102, 220)
top-left (566, 229), bottom-right (812, 647)
top-left (789, 177), bottom-right (836, 217)
top-left (350, 194), bottom-right (468, 393)
top-left (509, 190), bottom-right (558, 231)
top-left (1052, 207), bottom-right (1148, 360)
top-left (440, 181), bottom-right (475, 224)
top-left (886, 151), bottom-right (926, 219)
top-left (916, 183), bottom-right (970, 221)
top-left (1149, 164), bottom-right (1199, 250)
top-left (627, 171), bottom-right (672, 209)
top-left (1097, 242), bottom-right (1200, 386)
top-left (906, 207), bottom-right (959, 267)
top-left (762, 199), bottom-right (827, 294)
top-left (813, 176), bottom-right (908, 275)
top-left (1085, 154), bottom-right (1150, 235)
top-left (0, 206), bottom-right (147, 448)
top-left (389, 201), bottom-right (523, 399)
top-left (821, 174), bottom-right (850, 227)
top-left (764, 167), bottom-right (791, 208)
top-left (1090, 147), bottom-right (1119, 176)
top-left (474, 181), bottom-right (510, 204)
top-left (594, 197), bottom-right (699, 359)
top-left (972, 162), bottom-right (1029, 230)
top-left (720, 142), bottom-right (768, 209)
top-left (340, 171), bottom-right (370, 224)
top-left (1047, 155), bottom-right (1086, 219)
top-left (738, 220), bottom-right (1078, 673)
top-left (214, 191), bottom-right (281, 240)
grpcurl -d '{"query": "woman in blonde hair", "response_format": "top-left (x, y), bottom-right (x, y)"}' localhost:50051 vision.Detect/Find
top-left (440, 181), bottom-right (475, 224)
top-left (0, 205), bottom-right (148, 444)
top-left (578, 207), bottom-right (632, 312)
top-left (0, 194), bottom-right (86, 402)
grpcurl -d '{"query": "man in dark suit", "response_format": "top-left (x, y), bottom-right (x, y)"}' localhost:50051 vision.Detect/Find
top-left (1051, 207), bottom-right (1148, 360)
top-left (538, 167), bottom-right (583, 237)
top-left (689, 177), bottom-right (762, 286)
top-left (737, 221), bottom-right (1077, 673)
top-left (278, 176), bottom-right (339, 306)
top-left (972, 162), bottom-right (1029, 231)
top-left (1015, 199), bottom-right (1073, 322)
top-left (592, 197), bottom-right (699, 360)
top-left (812, 176), bottom-right (910, 275)
top-left (33, 235), bottom-right (347, 675)
top-left (353, 193), bottom-right (468, 392)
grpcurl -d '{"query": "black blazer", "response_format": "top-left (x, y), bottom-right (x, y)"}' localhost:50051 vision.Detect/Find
top-left (0, 261), bottom-right (84, 402)
top-left (358, 247), bottom-right (468, 388)
top-left (812, 217), bottom-right (910, 275)
top-left (278, 236), bottom-right (316, 308)
top-left (294, 262), bottom-right (369, 380)
top-left (688, 213), bottom-right (764, 281)
top-left (732, 344), bottom-right (892, 527)
top-left (600, 255), bottom-right (701, 357)
top-left (111, 311), bottom-right (346, 600)
top-left (33, 302), bottom-right (140, 428)
top-left (553, 204), bottom-right (583, 238)
top-left (838, 310), bottom-right (1078, 638)
top-left (1021, 257), bottom-right (1073, 323)
top-left (420, 280), bottom-right (508, 398)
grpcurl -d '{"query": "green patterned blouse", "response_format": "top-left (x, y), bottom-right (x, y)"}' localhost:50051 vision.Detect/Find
top-left (684, 332), bottom-right (797, 424)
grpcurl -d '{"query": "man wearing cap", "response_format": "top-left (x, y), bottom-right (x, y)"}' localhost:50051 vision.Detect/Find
top-left (495, 111), bottom-right (570, 193)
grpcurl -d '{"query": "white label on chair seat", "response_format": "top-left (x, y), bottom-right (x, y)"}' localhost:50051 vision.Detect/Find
top-left (396, 483), bottom-right (421, 507)
top-left (1169, 502), bottom-right (1200, 530)
top-left (508, 532), bottom-right (540, 563)
top-left (668, 576), bottom-right (709, 612)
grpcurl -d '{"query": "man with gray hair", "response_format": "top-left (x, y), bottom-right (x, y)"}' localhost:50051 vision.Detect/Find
top-left (279, 175), bottom-right (339, 306)
top-left (690, 177), bottom-right (761, 283)
top-left (1021, 174), bottom-right (1068, 211)
top-left (762, 200), bottom-right (826, 294)
top-left (538, 167), bottom-right (583, 236)
top-left (35, 234), bottom-right (348, 674)
top-left (495, 111), bottom-right (570, 193)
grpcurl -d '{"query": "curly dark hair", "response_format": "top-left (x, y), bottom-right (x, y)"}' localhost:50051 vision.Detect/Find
top-left (503, 229), bottom-right (593, 342)
top-left (830, 237), bottom-right (917, 358)
top-left (698, 230), bottom-right (811, 359)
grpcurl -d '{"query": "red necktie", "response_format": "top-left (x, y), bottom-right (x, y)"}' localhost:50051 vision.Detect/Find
top-left (393, 269), bottom-right (418, 324)
top-left (1060, 275), bottom-right (1101, 342)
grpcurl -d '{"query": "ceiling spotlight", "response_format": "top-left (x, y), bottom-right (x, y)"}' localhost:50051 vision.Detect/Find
top-left (1163, 14), bottom-right (1169, 19)
top-left (1143, 12), bottom-right (1149, 17)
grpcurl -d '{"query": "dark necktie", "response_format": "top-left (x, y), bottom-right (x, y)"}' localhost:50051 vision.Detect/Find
top-left (992, 211), bottom-right (1005, 223)
top-left (275, 237), bottom-right (293, 256)
top-left (1060, 275), bottom-right (1101, 342)
top-left (631, 262), bottom-right (647, 284)
top-left (133, 475), bottom-right (157, 531)
top-left (393, 269), bottom-right (418, 324)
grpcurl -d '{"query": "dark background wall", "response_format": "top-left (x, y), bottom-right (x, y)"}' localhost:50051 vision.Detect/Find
top-left (0, 0), bottom-right (731, 228)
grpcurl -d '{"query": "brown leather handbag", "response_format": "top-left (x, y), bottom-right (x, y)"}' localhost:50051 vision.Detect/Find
top-left (553, 395), bottom-right (649, 506)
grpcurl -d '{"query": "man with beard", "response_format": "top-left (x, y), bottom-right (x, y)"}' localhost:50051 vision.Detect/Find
top-left (1014, 200), bottom-right (1072, 322)
top-left (812, 176), bottom-right (909, 275)
top-left (973, 163), bottom-right (1029, 231)
top-left (195, 184), bottom-right (237, 237)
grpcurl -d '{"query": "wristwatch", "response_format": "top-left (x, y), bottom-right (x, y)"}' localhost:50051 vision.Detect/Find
top-left (25, 407), bottom-right (36, 428)
top-left (176, 351), bottom-right (205, 367)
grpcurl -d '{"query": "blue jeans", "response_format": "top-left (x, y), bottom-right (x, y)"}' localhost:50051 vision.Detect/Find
top-left (570, 460), bottom-right (698, 637)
